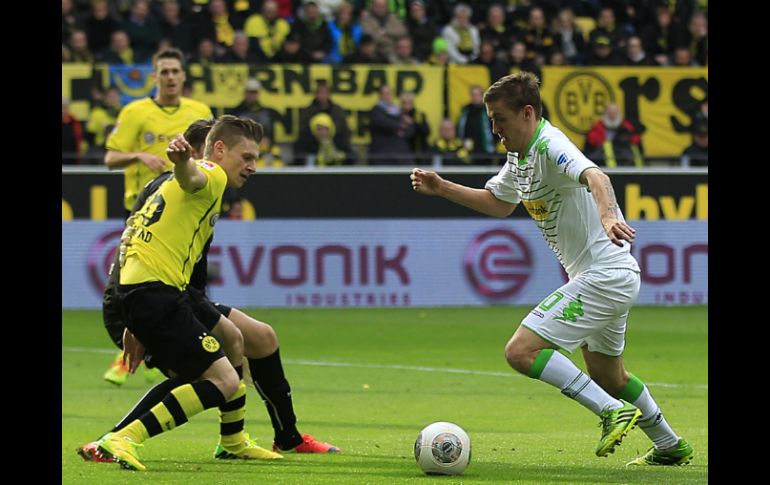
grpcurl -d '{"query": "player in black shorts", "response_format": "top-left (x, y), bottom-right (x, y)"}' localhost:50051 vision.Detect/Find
top-left (79, 120), bottom-right (338, 468)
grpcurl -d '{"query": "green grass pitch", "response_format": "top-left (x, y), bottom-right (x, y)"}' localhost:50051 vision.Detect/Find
top-left (62, 306), bottom-right (707, 484)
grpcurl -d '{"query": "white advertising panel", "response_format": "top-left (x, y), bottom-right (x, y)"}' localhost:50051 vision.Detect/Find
top-left (62, 220), bottom-right (707, 309)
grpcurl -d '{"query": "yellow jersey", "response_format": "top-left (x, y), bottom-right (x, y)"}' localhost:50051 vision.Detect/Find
top-left (106, 97), bottom-right (212, 210)
top-left (120, 160), bottom-right (227, 290)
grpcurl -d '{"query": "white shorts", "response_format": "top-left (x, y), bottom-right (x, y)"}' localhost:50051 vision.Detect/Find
top-left (520, 268), bottom-right (641, 356)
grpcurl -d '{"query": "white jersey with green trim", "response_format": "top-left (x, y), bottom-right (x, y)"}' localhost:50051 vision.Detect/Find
top-left (485, 118), bottom-right (639, 279)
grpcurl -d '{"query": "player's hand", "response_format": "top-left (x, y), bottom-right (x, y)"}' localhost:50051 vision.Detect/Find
top-left (602, 217), bottom-right (636, 247)
top-left (410, 168), bottom-right (444, 196)
top-left (122, 328), bottom-right (146, 374)
top-left (166, 134), bottom-right (194, 166)
top-left (136, 153), bottom-right (167, 173)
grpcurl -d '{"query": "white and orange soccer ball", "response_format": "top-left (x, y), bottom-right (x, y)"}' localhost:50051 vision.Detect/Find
top-left (414, 421), bottom-right (471, 475)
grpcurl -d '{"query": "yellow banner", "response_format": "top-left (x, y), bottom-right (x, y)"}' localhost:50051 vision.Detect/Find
top-left (447, 65), bottom-right (490, 124)
top-left (540, 66), bottom-right (708, 157)
top-left (187, 63), bottom-right (444, 144)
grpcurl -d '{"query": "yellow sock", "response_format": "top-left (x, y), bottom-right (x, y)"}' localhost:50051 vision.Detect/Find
top-left (117, 419), bottom-right (150, 444)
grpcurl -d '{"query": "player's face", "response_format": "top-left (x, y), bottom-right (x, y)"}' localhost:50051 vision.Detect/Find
top-left (217, 138), bottom-right (259, 188)
top-left (486, 99), bottom-right (533, 154)
top-left (155, 58), bottom-right (186, 99)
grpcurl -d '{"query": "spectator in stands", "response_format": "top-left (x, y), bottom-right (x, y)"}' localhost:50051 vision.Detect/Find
top-left (431, 118), bottom-right (471, 165)
top-left (295, 81), bottom-right (352, 164)
top-left (584, 103), bottom-right (643, 167)
top-left (291, 1), bottom-right (333, 63)
top-left (472, 39), bottom-right (510, 83)
top-left (678, 10), bottom-right (707, 66)
top-left (62, 0), bottom-right (81, 45)
top-left (360, 0), bottom-right (408, 61)
top-left (522, 6), bottom-right (556, 66)
top-left (441, 3), bottom-right (480, 64)
top-left (641, 5), bottom-right (678, 66)
top-left (428, 37), bottom-right (450, 66)
top-left (273, 31), bottom-right (313, 62)
top-left (589, 6), bottom-right (627, 53)
top-left (226, 78), bottom-right (275, 137)
top-left (479, 3), bottom-right (516, 57)
top-left (218, 31), bottom-right (267, 63)
top-left (197, 0), bottom-right (238, 50)
top-left (190, 37), bottom-right (219, 66)
top-left (342, 33), bottom-right (386, 63)
top-left (680, 117), bottom-right (707, 167)
top-left (623, 35), bottom-right (656, 66)
top-left (327, 1), bottom-right (361, 64)
top-left (508, 40), bottom-right (540, 78)
top-left (244, 0), bottom-right (291, 60)
top-left (65, 29), bottom-right (94, 63)
top-left (390, 35), bottom-right (420, 64)
top-left (457, 85), bottom-right (495, 163)
top-left (671, 46), bottom-right (695, 66)
top-left (368, 84), bottom-right (414, 165)
top-left (121, 0), bottom-right (162, 61)
top-left (405, 0), bottom-right (437, 62)
top-left (158, 0), bottom-right (196, 57)
top-left (84, 0), bottom-right (120, 56)
top-left (257, 134), bottom-right (285, 168)
top-left (400, 91), bottom-right (430, 157)
top-left (99, 30), bottom-right (144, 64)
top-left (309, 113), bottom-right (349, 166)
top-left (547, 49), bottom-right (566, 65)
top-left (552, 7), bottom-right (586, 65)
top-left (586, 34), bottom-right (621, 66)
top-left (62, 97), bottom-right (85, 165)
top-left (86, 86), bottom-right (122, 158)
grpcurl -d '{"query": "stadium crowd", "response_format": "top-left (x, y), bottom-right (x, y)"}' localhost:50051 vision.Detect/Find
top-left (62, 0), bottom-right (708, 167)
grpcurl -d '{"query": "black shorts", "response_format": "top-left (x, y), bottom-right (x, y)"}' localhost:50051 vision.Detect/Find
top-left (116, 282), bottom-right (226, 381)
top-left (187, 286), bottom-right (232, 328)
top-left (103, 284), bottom-right (125, 349)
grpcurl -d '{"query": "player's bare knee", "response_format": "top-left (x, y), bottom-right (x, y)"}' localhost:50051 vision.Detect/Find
top-left (504, 341), bottom-right (533, 374)
top-left (215, 366), bottom-right (240, 399)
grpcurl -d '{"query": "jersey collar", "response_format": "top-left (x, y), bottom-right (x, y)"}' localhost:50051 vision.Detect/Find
top-left (518, 118), bottom-right (547, 166)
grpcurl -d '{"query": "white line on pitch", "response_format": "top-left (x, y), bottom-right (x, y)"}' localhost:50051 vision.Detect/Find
top-left (62, 347), bottom-right (708, 390)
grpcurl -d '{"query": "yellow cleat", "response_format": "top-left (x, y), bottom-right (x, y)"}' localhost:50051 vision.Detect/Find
top-left (97, 433), bottom-right (146, 471)
top-left (214, 433), bottom-right (284, 460)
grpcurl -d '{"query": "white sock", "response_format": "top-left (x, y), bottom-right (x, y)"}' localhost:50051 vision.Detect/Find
top-left (630, 386), bottom-right (680, 449)
top-left (534, 350), bottom-right (623, 415)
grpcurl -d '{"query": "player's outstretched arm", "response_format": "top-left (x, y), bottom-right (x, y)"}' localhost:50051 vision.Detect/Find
top-left (410, 168), bottom-right (516, 218)
top-left (580, 167), bottom-right (636, 247)
top-left (167, 135), bottom-right (207, 192)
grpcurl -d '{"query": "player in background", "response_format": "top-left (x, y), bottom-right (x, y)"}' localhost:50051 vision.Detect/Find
top-left (102, 47), bottom-right (212, 386)
top-left (410, 72), bottom-right (693, 467)
top-left (79, 119), bottom-right (337, 467)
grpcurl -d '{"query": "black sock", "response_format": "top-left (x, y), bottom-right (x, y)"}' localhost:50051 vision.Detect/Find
top-left (248, 349), bottom-right (302, 449)
top-left (111, 376), bottom-right (184, 432)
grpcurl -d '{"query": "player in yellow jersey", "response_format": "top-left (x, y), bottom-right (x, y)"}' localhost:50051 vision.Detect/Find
top-left (79, 120), bottom-right (338, 465)
top-left (91, 116), bottom-right (264, 471)
top-left (103, 47), bottom-right (212, 386)
top-left (105, 47), bottom-right (212, 212)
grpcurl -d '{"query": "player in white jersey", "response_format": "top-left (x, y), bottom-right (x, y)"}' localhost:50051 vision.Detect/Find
top-left (410, 72), bottom-right (692, 466)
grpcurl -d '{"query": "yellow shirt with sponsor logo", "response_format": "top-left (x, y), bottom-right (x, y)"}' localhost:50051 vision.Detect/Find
top-left (120, 160), bottom-right (226, 290)
top-left (106, 97), bottom-right (212, 210)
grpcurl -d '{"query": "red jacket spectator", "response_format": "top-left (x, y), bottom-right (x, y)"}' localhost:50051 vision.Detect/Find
top-left (584, 103), bottom-right (643, 167)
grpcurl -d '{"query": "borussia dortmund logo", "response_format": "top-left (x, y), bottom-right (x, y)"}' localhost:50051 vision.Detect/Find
top-left (200, 333), bottom-right (220, 352)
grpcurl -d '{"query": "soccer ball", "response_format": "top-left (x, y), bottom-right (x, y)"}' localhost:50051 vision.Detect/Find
top-left (414, 421), bottom-right (471, 475)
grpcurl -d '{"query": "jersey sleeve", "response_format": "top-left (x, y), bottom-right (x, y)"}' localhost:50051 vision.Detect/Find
top-left (194, 161), bottom-right (228, 199)
top-left (105, 102), bottom-right (142, 153)
top-left (547, 135), bottom-right (598, 184)
top-left (484, 158), bottom-right (521, 204)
